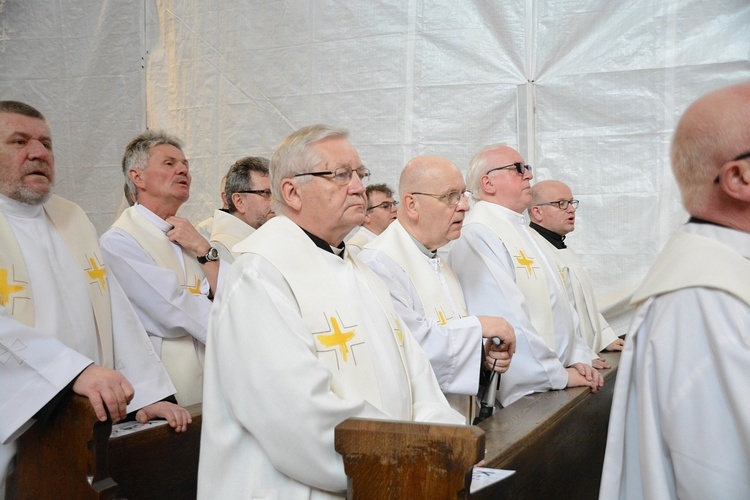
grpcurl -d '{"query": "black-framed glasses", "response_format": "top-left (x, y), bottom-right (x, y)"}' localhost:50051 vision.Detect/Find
top-left (294, 166), bottom-right (370, 186)
top-left (368, 200), bottom-right (399, 211)
top-left (235, 189), bottom-right (272, 198)
top-left (485, 162), bottom-right (532, 176)
top-left (410, 190), bottom-right (471, 207)
top-left (714, 150), bottom-right (750, 184)
top-left (536, 199), bottom-right (579, 210)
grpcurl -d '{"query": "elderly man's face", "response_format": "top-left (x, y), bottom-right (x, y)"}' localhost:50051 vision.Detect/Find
top-left (296, 137), bottom-right (367, 243)
top-left (0, 112), bottom-right (55, 205)
top-left (483, 148), bottom-right (533, 213)
top-left (534, 182), bottom-right (576, 236)
top-left (364, 190), bottom-right (397, 235)
top-left (235, 171), bottom-right (275, 229)
top-left (134, 143), bottom-right (191, 207)
top-left (412, 160), bottom-right (469, 250)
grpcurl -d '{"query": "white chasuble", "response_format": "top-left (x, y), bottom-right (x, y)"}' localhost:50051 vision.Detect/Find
top-left (464, 201), bottom-right (558, 349)
top-left (112, 206), bottom-right (204, 406)
top-left (243, 216), bottom-right (407, 410)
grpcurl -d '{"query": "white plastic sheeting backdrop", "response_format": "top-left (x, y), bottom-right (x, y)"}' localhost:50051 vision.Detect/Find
top-left (1, 1), bottom-right (749, 333)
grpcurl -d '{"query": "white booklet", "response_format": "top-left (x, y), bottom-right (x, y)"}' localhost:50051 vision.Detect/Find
top-left (469, 467), bottom-right (515, 494)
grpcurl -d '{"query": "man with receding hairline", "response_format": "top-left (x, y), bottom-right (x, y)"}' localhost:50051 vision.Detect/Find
top-left (360, 155), bottom-right (515, 422)
top-left (528, 179), bottom-right (623, 353)
top-left (600, 82), bottom-right (750, 499)
top-left (198, 125), bottom-right (463, 499)
top-left (449, 145), bottom-right (603, 407)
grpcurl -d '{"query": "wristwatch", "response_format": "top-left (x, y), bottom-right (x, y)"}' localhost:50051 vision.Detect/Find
top-left (197, 247), bottom-right (219, 264)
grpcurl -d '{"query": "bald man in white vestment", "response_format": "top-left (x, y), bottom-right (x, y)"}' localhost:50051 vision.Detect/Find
top-left (101, 130), bottom-right (227, 406)
top-left (0, 101), bottom-right (190, 497)
top-left (449, 145), bottom-right (603, 407)
top-left (197, 125), bottom-right (464, 499)
top-left (528, 180), bottom-right (623, 353)
top-left (359, 156), bottom-right (515, 422)
top-left (600, 83), bottom-right (750, 500)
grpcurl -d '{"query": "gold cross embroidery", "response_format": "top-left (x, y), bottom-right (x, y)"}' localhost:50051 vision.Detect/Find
top-left (515, 249), bottom-right (536, 278)
top-left (86, 257), bottom-right (107, 292)
top-left (0, 268), bottom-right (25, 306)
top-left (317, 316), bottom-right (356, 363)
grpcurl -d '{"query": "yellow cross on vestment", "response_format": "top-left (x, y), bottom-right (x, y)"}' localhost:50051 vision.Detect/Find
top-left (0, 268), bottom-right (25, 306)
top-left (515, 249), bottom-right (536, 278)
top-left (86, 257), bottom-right (107, 292)
top-left (317, 316), bottom-right (357, 363)
top-left (436, 309), bottom-right (448, 326)
top-left (187, 277), bottom-right (202, 295)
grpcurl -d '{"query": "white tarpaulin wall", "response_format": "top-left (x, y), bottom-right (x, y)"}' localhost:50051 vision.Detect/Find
top-left (1, 1), bottom-right (749, 332)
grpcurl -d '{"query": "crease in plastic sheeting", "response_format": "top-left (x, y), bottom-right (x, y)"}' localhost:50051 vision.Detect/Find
top-left (402, 0), bottom-right (418, 165)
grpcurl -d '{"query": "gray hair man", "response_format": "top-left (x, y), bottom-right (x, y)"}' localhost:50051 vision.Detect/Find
top-left (198, 124), bottom-right (463, 498)
top-left (101, 130), bottom-right (226, 406)
top-left (449, 145), bottom-right (603, 407)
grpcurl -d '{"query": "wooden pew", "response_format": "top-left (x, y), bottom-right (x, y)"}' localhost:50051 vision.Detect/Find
top-left (472, 350), bottom-right (620, 500)
top-left (335, 419), bottom-right (485, 499)
top-left (7, 351), bottom-right (618, 499)
top-left (335, 351), bottom-right (620, 499)
top-left (5, 398), bottom-right (202, 500)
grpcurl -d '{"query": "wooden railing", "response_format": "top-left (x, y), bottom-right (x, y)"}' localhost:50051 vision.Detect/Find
top-left (6, 351), bottom-right (618, 499)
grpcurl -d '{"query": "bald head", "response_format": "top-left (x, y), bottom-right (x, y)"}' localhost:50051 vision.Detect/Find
top-left (529, 180), bottom-right (577, 236)
top-left (399, 155), bottom-right (469, 251)
top-left (672, 82), bottom-right (750, 230)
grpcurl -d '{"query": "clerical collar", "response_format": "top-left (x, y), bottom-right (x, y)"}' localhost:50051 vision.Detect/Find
top-left (687, 216), bottom-right (731, 229)
top-left (529, 221), bottom-right (566, 249)
top-left (301, 227), bottom-right (346, 258)
top-left (407, 231), bottom-right (438, 259)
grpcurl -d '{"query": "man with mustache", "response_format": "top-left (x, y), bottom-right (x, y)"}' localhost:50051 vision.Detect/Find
top-left (450, 145), bottom-right (603, 408)
top-left (359, 156), bottom-right (515, 422)
top-left (527, 180), bottom-right (623, 353)
top-left (101, 131), bottom-right (226, 406)
top-left (209, 156), bottom-right (275, 263)
top-left (197, 125), bottom-right (464, 499)
top-left (0, 101), bottom-right (190, 493)
top-left (345, 183), bottom-right (398, 255)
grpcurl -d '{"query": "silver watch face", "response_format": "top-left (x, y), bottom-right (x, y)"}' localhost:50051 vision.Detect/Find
top-left (207, 247), bottom-right (219, 261)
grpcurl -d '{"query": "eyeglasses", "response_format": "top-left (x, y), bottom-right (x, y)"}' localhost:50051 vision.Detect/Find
top-left (536, 199), bottom-right (579, 210)
top-left (410, 190), bottom-right (471, 207)
top-left (236, 189), bottom-right (272, 198)
top-left (294, 166), bottom-right (371, 186)
top-left (368, 200), bottom-right (399, 211)
top-left (714, 150), bottom-right (750, 184)
top-left (485, 162), bottom-right (532, 176)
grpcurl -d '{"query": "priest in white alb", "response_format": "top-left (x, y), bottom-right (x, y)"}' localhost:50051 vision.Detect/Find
top-left (0, 101), bottom-right (191, 496)
top-left (600, 81), bottom-right (750, 500)
top-left (449, 145), bottom-right (603, 407)
top-left (197, 125), bottom-right (464, 499)
top-left (359, 155), bottom-right (515, 422)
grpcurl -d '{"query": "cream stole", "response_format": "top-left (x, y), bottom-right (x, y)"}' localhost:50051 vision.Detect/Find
top-left (365, 220), bottom-right (473, 419)
top-left (112, 206), bottom-right (205, 406)
top-left (631, 231), bottom-right (750, 307)
top-left (0, 195), bottom-right (114, 368)
top-left (465, 201), bottom-right (557, 349)
top-left (209, 209), bottom-right (254, 261)
top-left (239, 216), bottom-right (410, 413)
